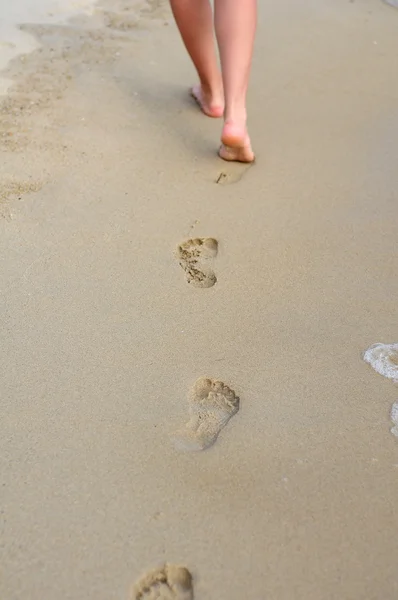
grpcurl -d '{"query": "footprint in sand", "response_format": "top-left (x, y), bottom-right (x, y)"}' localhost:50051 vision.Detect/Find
top-left (215, 162), bottom-right (254, 186)
top-left (132, 564), bottom-right (193, 600)
top-left (171, 378), bottom-right (240, 452)
top-left (363, 343), bottom-right (398, 382)
top-left (176, 238), bottom-right (218, 289)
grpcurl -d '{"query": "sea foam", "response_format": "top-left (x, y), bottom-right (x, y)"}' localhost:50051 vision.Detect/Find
top-left (390, 402), bottom-right (398, 438)
top-left (363, 343), bottom-right (398, 383)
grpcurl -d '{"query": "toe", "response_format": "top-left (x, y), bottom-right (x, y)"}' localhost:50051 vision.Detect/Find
top-left (212, 381), bottom-right (224, 393)
top-left (192, 377), bottom-right (213, 398)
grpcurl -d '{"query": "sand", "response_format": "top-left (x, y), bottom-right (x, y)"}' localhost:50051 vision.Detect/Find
top-left (0, 0), bottom-right (96, 94)
top-left (1, 0), bottom-right (398, 598)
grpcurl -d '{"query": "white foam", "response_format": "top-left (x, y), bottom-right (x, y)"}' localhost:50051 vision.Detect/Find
top-left (0, 0), bottom-right (96, 95)
top-left (363, 342), bottom-right (398, 383)
top-left (390, 402), bottom-right (398, 438)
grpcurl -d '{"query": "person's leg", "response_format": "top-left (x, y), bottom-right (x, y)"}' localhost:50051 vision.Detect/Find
top-left (215, 0), bottom-right (256, 162)
top-left (169, 0), bottom-right (224, 117)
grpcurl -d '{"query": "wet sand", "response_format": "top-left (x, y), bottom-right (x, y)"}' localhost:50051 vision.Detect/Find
top-left (1, 0), bottom-right (398, 599)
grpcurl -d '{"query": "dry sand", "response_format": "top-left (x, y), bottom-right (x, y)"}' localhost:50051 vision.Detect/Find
top-left (1, 0), bottom-right (398, 598)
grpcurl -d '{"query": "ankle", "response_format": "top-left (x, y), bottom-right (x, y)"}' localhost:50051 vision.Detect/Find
top-left (224, 112), bottom-right (247, 126)
top-left (199, 76), bottom-right (223, 99)
top-left (224, 117), bottom-right (247, 131)
top-left (224, 101), bottom-right (247, 125)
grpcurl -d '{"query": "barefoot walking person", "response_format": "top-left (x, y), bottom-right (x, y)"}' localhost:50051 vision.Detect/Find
top-left (169, 0), bottom-right (257, 163)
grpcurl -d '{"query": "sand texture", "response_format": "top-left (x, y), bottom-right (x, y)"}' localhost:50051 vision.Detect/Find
top-left (1, 0), bottom-right (398, 599)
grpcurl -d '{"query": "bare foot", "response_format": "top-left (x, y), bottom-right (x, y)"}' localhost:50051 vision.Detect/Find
top-left (219, 120), bottom-right (255, 163)
top-left (191, 84), bottom-right (224, 118)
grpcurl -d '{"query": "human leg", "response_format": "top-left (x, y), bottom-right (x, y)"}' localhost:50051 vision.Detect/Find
top-left (169, 0), bottom-right (224, 117)
top-left (214, 0), bottom-right (257, 162)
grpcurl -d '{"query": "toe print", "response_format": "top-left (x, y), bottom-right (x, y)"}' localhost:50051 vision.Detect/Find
top-left (132, 564), bottom-right (193, 600)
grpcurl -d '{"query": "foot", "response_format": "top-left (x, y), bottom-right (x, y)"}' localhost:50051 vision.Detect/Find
top-left (191, 84), bottom-right (224, 118)
top-left (219, 120), bottom-right (255, 163)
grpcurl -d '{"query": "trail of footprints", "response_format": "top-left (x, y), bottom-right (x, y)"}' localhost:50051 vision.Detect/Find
top-left (173, 237), bottom-right (239, 450)
top-left (133, 244), bottom-right (398, 595)
top-left (132, 235), bottom-right (237, 598)
top-left (133, 237), bottom-right (398, 596)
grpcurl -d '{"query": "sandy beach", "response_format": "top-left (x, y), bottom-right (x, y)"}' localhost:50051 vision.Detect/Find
top-left (1, 0), bottom-right (398, 598)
